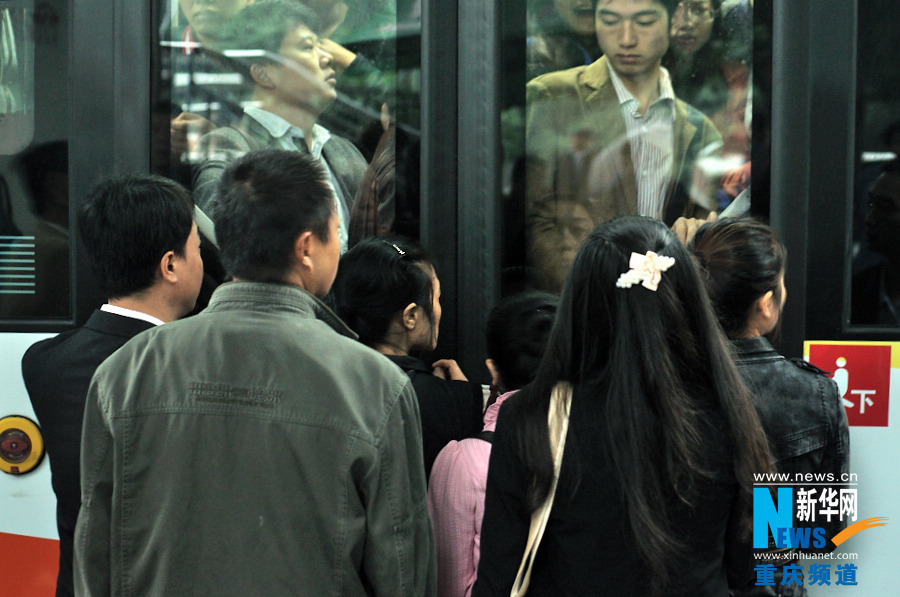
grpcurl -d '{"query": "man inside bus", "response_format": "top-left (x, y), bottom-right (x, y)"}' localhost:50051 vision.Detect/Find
top-left (192, 0), bottom-right (366, 253)
top-left (525, 0), bottom-right (722, 237)
top-left (168, 0), bottom-right (255, 169)
top-left (21, 175), bottom-right (203, 597)
top-left (74, 149), bottom-right (435, 595)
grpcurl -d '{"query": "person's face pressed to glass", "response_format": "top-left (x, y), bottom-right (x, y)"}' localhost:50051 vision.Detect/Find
top-left (670, 1), bottom-right (715, 57)
top-left (554, 0), bottom-right (598, 37)
top-left (267, 24), bottom-right (338, 114)
top-left (528, 199), bottom-right (593, 293)
top-left (595, 0), bottom-right (670, 80)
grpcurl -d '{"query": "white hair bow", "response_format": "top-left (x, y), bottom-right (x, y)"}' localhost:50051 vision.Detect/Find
top-left (615, 251), bottom-right (675, 291)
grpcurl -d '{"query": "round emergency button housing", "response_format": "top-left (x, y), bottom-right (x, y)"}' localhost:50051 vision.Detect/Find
top-left (0, 416), bottom-right (45, 475)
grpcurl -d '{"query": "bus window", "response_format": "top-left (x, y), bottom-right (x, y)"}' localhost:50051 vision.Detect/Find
top-left (1, 2), bottom-right (35, 155)
top-left (0, 0), bottom-right (71, 321)
top-left (849, 0), bottom-right (900, 327)
top-left (513, 0), bottom-right (753, 295)
top-left (151, 0), bottom-right (422, 257)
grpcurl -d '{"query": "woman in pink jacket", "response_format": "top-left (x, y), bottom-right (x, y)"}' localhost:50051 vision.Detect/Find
top-left (427, 291), bottom-right (558, 597)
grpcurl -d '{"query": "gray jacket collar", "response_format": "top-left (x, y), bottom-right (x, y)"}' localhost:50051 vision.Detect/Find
top-left (206, 281), bottom-right (357, 339)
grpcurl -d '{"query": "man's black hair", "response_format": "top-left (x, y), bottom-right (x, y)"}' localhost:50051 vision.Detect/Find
top-left (216, 0), bottom-right (321, 69)
top-left (213, 148), bottom-right (334, 282)
top-left (330, 236), bottom-right (437, 349)
top-left (78, 175), bottom-right (194, 299)
top-left (592, 0), bottom-right (679, 17)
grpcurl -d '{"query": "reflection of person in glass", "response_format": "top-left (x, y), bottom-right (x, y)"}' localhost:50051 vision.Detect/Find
top-left (168, 0), bottom-right (255, 170)
top-left (293, 0), bottom-right (400, 157)
top-left (852, 160), bottom-right (900, 325)
top-left (526, 195), bottom-right (594, 293)
top-left (667, 0), bottom-right (751, 175)
top-left (171, 0), bottom-right (393, 163)
top-left (527, 0), bottom-right (604, 79)
top-left (665, 0), bottom-right (728, 116)
top-left (193, 0), bottom-right (367, 253)
top-left (526, 0), bottom-right (722, 231)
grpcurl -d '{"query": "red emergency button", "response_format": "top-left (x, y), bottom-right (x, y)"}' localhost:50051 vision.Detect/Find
top-left (0, 416), bottom-right (44, 475)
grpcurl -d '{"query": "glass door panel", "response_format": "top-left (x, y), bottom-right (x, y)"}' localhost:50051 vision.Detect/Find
top-left (0, 0), bottom-right (71, 321)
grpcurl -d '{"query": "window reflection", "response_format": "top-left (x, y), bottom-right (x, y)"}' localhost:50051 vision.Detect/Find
top-left (156, 0), bottom-right (419, 191)
top-left (153, 0), bottom-right (421, 304)
top-left (188, 2), bottom-right (366, 255)
top-left (1, 3), bottom-right (35, 154)
top-left (850, 0), bottom-right (900, 326)
top-left (517, 0), bottom-right (752, 294)
top-left (0, 1), bottom-right (70, 321)
top-left (527, 0), bottom-right (603, 80)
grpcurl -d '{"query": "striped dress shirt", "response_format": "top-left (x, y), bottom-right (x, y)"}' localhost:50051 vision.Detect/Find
top-left (607, 62), bottom-right (676, 220)
top-left (243, 106), bottom-right (351, 253)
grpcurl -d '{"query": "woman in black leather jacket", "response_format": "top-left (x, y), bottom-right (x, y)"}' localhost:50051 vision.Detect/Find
top-left (690, 217), bottom-right (851, 596)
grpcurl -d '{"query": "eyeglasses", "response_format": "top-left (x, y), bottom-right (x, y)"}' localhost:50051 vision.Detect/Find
top-left (675, 1), bottom-right (715, 21)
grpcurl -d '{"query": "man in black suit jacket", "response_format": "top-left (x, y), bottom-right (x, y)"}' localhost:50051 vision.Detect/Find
top-left (192, 0), bottom-right (367, 254)
top-left (21, 174), bottom-right (203, 597)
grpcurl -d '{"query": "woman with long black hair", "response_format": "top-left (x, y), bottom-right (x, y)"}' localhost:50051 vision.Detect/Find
top-left (473, 216), bottom-right (771, 596)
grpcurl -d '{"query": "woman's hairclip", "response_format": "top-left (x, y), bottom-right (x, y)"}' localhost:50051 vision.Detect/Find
top-left (382, 240), bottom-right (406, 256)
top-left (616, 251), bottom-right (675, 292)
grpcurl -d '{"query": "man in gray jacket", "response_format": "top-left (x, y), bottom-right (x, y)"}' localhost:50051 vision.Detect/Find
top-left (75, 149), bottom-right (436, 596)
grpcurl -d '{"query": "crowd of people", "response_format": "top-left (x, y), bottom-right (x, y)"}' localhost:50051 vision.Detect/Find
top-left (20, 0), bottom-right (857, 595)
top-left (22, 148), bottom-right (850, 595)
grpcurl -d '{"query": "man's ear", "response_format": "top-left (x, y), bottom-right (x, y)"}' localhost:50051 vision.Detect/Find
top-left (250, 63), bottom-right (276, 89)
top-left (294, 231), bottom-right (315, 271)
top-left (402, 303), bottom-right (418, 330)
top-left (159, 250), bottom-right (178, 284)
